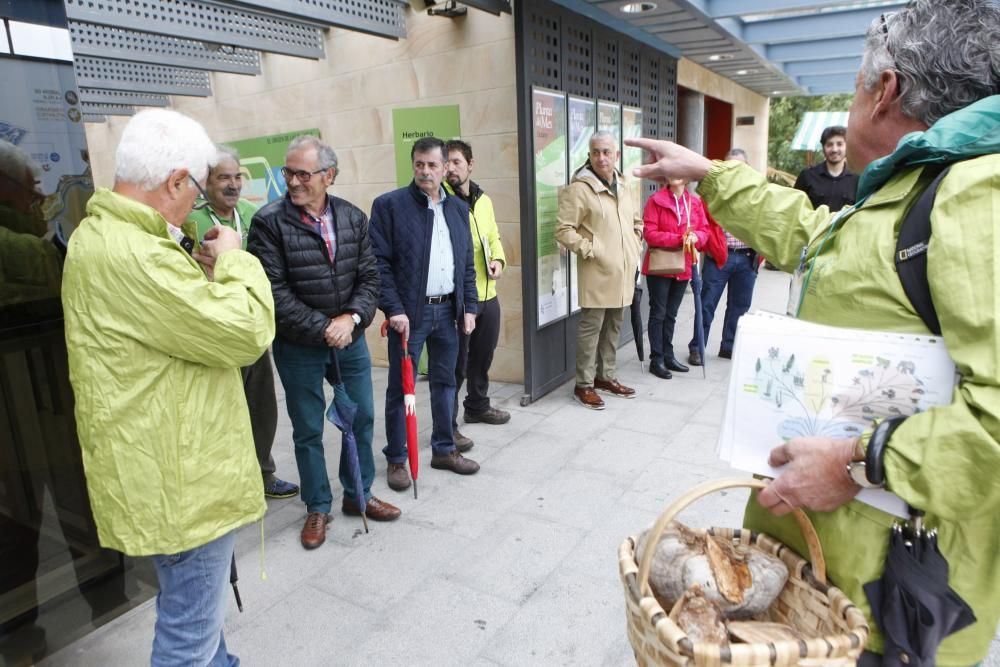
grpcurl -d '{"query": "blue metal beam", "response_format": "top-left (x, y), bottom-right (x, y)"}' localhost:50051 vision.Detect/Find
top-left (765, 35), bottom-right (866, 61)
top-left (785, 55), bottom-right (861, 77)
top-left (742, 6), bottom-right (883, 43)
top-left (547, 0), bottom-right (682, 58)
top-left (707, 0), bottom-right (905, 19)
top-left (796, 72), bottom-right (857, 90)
top-left (807, 80), bottom-right (857, 95)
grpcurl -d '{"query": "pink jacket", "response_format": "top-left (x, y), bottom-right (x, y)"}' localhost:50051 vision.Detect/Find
top-left (641, 188), bottom-right (710, 280)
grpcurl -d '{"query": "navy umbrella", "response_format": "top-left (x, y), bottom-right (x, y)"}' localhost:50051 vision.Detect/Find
top-left (864, 511), bottom-right (975, 666)
top-left (688, 247), bottom-right (707, 378)
top-left (324, 354), bottom-right (369, 534)
top-left (630, 269), bottom-right (646, 366)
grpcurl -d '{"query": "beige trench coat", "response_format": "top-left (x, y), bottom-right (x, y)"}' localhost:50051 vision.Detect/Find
top-left (555, 167), bottom-right (642, 308)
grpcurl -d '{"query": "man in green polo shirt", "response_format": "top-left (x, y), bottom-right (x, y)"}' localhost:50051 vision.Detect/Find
top-left (187, 145), bottom-right (299, 500)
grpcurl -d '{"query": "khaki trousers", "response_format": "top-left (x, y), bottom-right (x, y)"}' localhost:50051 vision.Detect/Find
top-left (575, 307), bottom-right (624, 387)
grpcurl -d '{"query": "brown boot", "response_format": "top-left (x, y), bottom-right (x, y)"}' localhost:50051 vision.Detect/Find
top-left (573, 385), bottom-right (605, 410)
top-left (300, 512), bottom-right (330, 550)
top-left (453, 429), bottom-right (474, 453)
top-left (430, 450), bottom-right (480, 475)
top-left (387, 463), bottom-right (411, 491)
top-left (594, 378), bottom-right (636, 399)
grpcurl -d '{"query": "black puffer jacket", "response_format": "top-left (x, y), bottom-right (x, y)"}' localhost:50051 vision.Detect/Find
top-left (247, 194), bottom-right (379, 347)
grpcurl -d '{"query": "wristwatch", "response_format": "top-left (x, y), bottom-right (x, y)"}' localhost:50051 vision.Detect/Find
top-left (846, 416), bottom-right (906, 489)
top-left (350, 312), bottom-right (361, 327)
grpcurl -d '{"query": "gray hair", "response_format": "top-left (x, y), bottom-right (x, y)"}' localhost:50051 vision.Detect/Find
top-left (0, 139), bottom-right (39, 183)
top-left (861, 0), bottom-right (1000, 127)
top-left (214, 144), bottom-right (240, 164)
top-left (726, 147), bottom-right (748, 161)
top-left (287, 135), bottom-right (338, 170)
top-left (114, 109), bottom-right (216, 190)
top-left (590, 130), bottom-right (618, 147)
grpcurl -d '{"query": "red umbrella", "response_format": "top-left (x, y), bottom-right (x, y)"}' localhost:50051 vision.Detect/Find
top-left (382, 320), bottom-right (420, 498)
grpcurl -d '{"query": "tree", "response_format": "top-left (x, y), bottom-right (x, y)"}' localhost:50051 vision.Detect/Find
top-left (768, 94), bottom-right (853, 176)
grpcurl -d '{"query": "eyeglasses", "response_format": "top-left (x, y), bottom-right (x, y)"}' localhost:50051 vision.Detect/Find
top-left (879, 12), bottom-right (895, 56)
top-left (189, 175), bottom-right (210, 211)
top-left (280, 166), bottom-right (329, 183)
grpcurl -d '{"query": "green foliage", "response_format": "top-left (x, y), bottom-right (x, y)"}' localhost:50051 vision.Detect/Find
top-left (768, 94), bottom-right (854, 176)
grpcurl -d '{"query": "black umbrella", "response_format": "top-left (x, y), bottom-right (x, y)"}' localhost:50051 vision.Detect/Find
top-left (688, 250), bottom-right (707, 378)
top-left (630, 269), bottom-right (645, 366)
top-left (325, 354), bottom-right (369, 534)
top-left (863, 509), bottom-right (975, 666)
top-left (229, 553), bottom-right (243, 612)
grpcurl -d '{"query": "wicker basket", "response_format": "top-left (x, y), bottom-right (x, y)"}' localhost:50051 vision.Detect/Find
top-left (618, 478), bottom-right (869, 666)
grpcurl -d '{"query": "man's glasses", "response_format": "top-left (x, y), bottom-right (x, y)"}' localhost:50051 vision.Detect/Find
top-left (879, 12), bottom-right (895, 56)
top-left (189, 175), bottom-right (210, 211)
top-left (280, 166), bottom-right (329, 183)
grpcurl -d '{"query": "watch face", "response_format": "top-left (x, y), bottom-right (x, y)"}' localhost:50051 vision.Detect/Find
top-left (848, 462), bottom-right (875, 488)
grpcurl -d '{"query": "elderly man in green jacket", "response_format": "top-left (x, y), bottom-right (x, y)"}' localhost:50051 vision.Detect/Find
top-left (63, 109), bottom-right (274, 666)
top-left (629, 2), bottom-right (1000, 664)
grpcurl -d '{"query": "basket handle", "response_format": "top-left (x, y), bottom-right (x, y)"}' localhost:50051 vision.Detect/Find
top-left (637, 477), bottom-right (827, 598)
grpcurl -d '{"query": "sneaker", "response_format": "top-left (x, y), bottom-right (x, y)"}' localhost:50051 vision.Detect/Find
top-left (430, 450), bottom-right (480, 475)
top-left (387, 462), bottom-right (411, 491)
top-left (594, 377), bottom-right (636, 399)
top-left (464, 406), bottom-right (511, 425)
top-left (264, 477), bottom-right (300, 499)
top-left (453, 430), bottom-right (474, 453)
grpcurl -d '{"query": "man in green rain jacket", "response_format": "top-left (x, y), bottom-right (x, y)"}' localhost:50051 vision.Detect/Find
top-left (628, 1), bottom-right (1000, 664)
top-left (62, 109), bottom-right (274, 666)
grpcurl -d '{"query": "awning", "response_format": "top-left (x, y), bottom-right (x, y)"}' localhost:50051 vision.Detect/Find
top-left (790, 111), bottom-right (850, 151)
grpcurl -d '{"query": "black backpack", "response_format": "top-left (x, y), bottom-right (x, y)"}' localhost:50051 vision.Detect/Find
top-left (894, 165), bottom-right (954, 336)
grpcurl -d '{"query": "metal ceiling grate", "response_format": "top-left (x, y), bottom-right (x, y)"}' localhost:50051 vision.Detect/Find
top-left (230, 0), bottom-right (406, 38)
top-left (64, 0), bottom-right (325, 59)
top-left (79, 88), bottom-right (170, 107)
top-left (69, 21), bottom-right (261, 74)
top-left (74, 56), bottom-right (213, 96)
top-left (80, 102), bottom-right (137, 116)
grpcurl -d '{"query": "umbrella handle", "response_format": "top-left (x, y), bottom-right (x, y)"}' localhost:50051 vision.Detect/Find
top-left (636, 477), bottom-right (827, 598)
top-left (380, 319), bottom-right (409, 354)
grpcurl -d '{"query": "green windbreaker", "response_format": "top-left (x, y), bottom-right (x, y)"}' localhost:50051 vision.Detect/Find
top-left (697, 95), bottom-right (1000, 664)
top-left (62, 189), bottom-right (274, 556)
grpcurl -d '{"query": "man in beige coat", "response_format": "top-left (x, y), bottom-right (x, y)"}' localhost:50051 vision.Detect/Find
top-left (556, 131), bottom-right (643, 409)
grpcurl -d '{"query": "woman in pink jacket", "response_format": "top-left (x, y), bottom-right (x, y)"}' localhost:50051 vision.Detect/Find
top-left (641, 177), bottom-right (709, 379)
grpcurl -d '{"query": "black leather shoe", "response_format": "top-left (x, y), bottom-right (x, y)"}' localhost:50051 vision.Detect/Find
top-left (665, 357), bottom-right (689, 373)
top-left (649, 361), bottom-right (672, 380)
top-left (719, 349), bottom-right (733, 360)
top-left (688, 350), bottom-right (703, 366)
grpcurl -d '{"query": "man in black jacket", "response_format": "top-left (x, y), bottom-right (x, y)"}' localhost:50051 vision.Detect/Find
top-left (370, 136), bottom-right (481, 492)
top-left (248, 136), bottom-right (400, 551)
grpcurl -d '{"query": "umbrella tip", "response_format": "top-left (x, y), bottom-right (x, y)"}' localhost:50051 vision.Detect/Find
top-left (413, 480), bottom-right (418, 500)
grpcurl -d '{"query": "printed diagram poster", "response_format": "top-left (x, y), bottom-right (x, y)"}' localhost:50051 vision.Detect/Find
top-left (567, 96), bottom-right (596, 315)
top-left (621, 106), bottom-right (644, 219)
top-left (597, 100), bottom-right (622, 172)
top-left (392, 105), bottom-right (461, 187)
top-left (228, 129), bottom-right (321, 206)
top-left (718, 311), bottom-right (957, 517)
top-left (532, 88), bottom-right (569, 328)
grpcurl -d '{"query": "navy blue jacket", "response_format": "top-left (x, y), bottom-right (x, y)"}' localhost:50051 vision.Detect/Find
top-left (369, 181), bottom-right (478, 324)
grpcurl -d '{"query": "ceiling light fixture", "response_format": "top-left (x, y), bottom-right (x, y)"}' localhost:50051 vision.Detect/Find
top-left (621, 2), bottom-right (657, 13)
top-left (708, 53), bottom-right (735, 61)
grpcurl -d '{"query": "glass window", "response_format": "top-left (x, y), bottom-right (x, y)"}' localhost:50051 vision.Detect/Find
top-left (8, 22), bottom-right (72, 61)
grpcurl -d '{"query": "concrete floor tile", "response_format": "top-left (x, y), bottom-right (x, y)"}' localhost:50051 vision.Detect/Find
top-left (565, 426), bottom-right (667, 482)
top-left (560, 501), bottom-right (660, 584)
top-left (519, 469), bottom-right (627, 531)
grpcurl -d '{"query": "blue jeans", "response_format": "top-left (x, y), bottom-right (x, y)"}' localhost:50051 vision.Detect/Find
top-left (272, 336), bottom-right (376, 513)
top-left (384, 301), bottom-right (458, 462)
top-left (646, 275), bottom-right (689, 364)
top-left (151, 531), bottom-right (238, 667)
top-left (689, 250), bottom-right (757, 355)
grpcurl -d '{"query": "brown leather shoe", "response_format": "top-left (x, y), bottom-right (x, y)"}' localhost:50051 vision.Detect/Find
top-left (342, 496), bottom-right (401, 522)
top-left (594, 378), bottom-right (636, 399)
top-left (387, 462), bottom-right (411, 491)
top-left (453, 429), bottom-right (474, 453)
top-left (430, 450), bottom-right (480, 475)
top-left (300, 512), bottom-right (330, 550)
top-left (573, 385), bottom-right (605, 410)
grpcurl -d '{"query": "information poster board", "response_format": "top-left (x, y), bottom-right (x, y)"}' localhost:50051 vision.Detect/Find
top-left (532, 87), bottom-right (569, 328)
top-left (228, 128), bottom-right (321, 206)
top-left (597, 100), bottom-right (623, 172)
top-left (391, 105), bottom-right (461, 187)
top-left (567, 96), bottom-right (596, 314)
top-left (621, 106), bottom-right (644, 219)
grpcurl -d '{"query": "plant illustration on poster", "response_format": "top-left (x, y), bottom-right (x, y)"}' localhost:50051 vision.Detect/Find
top-left (533, 87), bottom-right (569, 328)
top-left (597, 100), bottom-right (623, 172)
top-left (567, 96), bottom-right (596, 315)
top-left (391, 105), bottom-right (461, 187)
top-left (227, 129), bottom-right (321, 206)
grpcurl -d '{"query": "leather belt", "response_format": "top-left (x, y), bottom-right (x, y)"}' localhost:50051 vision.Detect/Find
top-left (425, 293), bottom-right (453, 304)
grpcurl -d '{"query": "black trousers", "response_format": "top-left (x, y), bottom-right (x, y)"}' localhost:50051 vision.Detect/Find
top-left (454, 296), bottom-right (502, 426)
top-left (646, 275), bottom-right (689, 364)
top-left (241, 350), bottom-right (279, 481)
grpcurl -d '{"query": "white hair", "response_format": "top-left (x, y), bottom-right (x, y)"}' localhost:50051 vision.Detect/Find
top-left (0, 139), bottom-right (39, 183)
top-left (114, 109), bottom-right (217, 191)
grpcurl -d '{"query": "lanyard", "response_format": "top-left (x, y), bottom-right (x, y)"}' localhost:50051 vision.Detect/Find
top-left (792, 204), bottom-right (856, 316)
top-left (208, 207), bottom-right (242, 237)
top-left (673, 191), bottom-right (691, 231)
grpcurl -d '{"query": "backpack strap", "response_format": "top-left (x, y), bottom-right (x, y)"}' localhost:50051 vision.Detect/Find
top-left (894, 165), bottom-right (953, 336)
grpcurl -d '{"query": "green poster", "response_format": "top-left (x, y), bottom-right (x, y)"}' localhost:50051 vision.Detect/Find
top-left (622, 106), bottom-right (644, 219)
top-left (567, 96), bottom-right (596, 314)
top-left (227, 128), bottom-right (321, 207)
top-left (597, 100), bottom-right (623, 172)
top-left (392, 105), bottom-right (461, 187)
top-left (533, 87), bottom-right (569, 328)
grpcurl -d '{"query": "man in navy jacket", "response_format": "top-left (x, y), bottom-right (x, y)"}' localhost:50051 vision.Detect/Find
top-left (370, 136), bottom-right (481, 491)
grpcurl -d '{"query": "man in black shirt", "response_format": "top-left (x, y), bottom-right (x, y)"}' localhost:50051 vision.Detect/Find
top-left (793, 125), bottom-right (859, 211)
